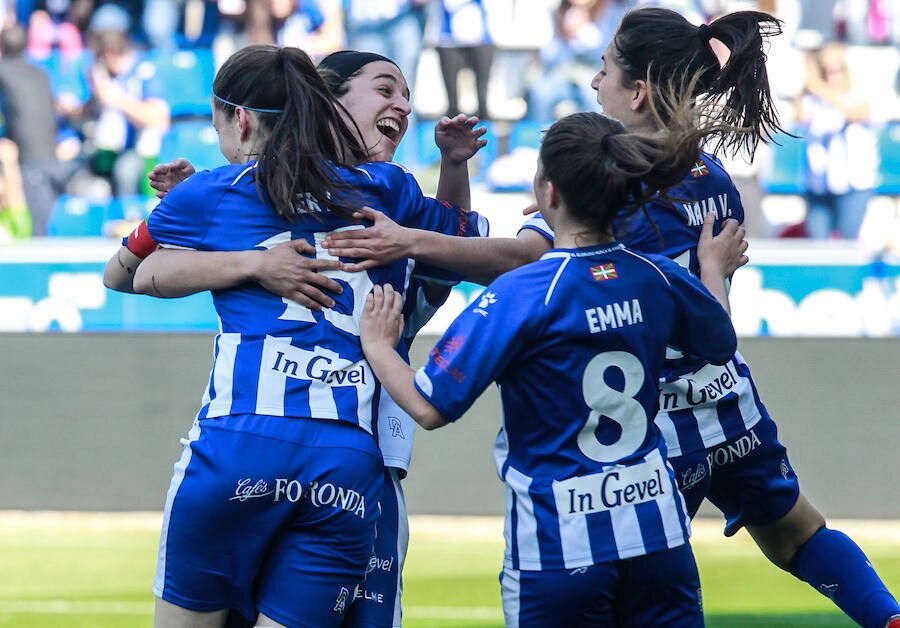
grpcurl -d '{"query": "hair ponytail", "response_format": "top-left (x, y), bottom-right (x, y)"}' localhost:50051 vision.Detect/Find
top-left (213, 45), bottom-right (366, 221)
top-left (539, 82), bottom-right (745, 237)
top-left (613, 7), bottom-right (786, 158)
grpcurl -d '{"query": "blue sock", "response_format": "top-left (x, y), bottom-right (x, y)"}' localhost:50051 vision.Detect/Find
top-left (789, 527), bottom-right (900, 628)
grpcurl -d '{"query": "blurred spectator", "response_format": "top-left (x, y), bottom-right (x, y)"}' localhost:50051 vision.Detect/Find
top-left (245, 0), bottom-right (342, 59)
top-left (72, 8), bottom-right (170, 197)
top-left (430, 0), bottom-right (495, 120)
top-left (481, 0), bottom-right (555, 121)
top-left (0, 23), bottom-right (75, 236)
top-left (342, 0), bottom-right (428, 95)
top-left (142, 0), bottom-right (186, 50)
top-left (0, 137), bottom-right (32, 241)
top-left (26, 2), bottom-right (84, 60)
top-left (795, 41), bottom-right (879, 240)
top-left (524, 0), bottom-right (630, 122)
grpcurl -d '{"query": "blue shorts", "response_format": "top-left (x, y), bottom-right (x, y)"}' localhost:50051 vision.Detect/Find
top-left (500, 544), bottom-right (703, 627)
top-left (669, 414), bottom-right (800, 535)
top-left (343, 466), bottom-right (409, 628)
top-left (154, 414), bottom-right (384, 627)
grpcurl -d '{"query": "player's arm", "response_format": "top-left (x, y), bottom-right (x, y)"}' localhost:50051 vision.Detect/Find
top-left (103, 219), bottom-right (160, 293)
top-left (434, 113), bottom-right (487, 211)
top-left (360, 284), bottom-right (447, 430)
top-left (131, 242), bottom-right (344, 309)
top-left (696, 212), bottom-right (748, 316)
top-left (324, 209), bottom-right (549, 285)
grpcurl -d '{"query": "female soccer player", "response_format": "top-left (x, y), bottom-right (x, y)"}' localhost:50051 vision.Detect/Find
top-left (328, 8), bottom-right (900, 627)
top-left (106, 48), bottom-right (489, 627)
top-left (360, 110), bottom-right (739, 626)
top-left (126, 44), bottom-right (487, 628)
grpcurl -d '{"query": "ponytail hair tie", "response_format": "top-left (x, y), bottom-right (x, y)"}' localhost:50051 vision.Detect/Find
top-left (697, 23), bottom-right (711, 42)
top-left (600, 133), bottom-right (616, 152)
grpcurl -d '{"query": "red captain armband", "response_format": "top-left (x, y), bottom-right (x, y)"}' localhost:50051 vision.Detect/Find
top-left (122, 219), bottom-right (159, 260)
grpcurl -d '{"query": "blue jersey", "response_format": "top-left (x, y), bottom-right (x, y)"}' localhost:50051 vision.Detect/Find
top-left (413, 243), bottom-right (736, 570)
top-left (519, 154), bottom-right (767, 458)
top-left (147, 160), bottom-right (488, 434)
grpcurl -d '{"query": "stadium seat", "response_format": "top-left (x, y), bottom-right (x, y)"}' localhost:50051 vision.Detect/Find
top-left (29, 50), bottom-right (91, 105)
top-left (759, 130), bottom-right (807, 195)
top-left (144, 48), bottom-right (216, 119)
top-left (47, 195), bottom-right (106, 237)
top-left (877, 121), bottom-right (900, 195)
top-left (158, 119), bottom-right (227, 171)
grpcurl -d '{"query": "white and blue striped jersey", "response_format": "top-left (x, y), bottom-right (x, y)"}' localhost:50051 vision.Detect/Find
top-left (413, 244), bottom-right (737, 570)
top-left (519, 154), bottom-right (766, 458)
top-left (147, 160), bottom-right (488, 435)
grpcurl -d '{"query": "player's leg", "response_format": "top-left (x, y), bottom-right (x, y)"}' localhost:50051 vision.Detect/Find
top-left (154, 598), bottom-right (228, 628)
top-left (707, 417), bottom-right (900, 628)
top-left (342, 466), bottom-right (409, 627)
top-left (749, 498), bottom-right (900, 628)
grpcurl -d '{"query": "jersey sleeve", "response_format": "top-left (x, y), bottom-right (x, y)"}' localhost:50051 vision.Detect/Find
top-left (359, 162), bottom-right (489, 282)
top-left (660, 258), bottom-right (737, 366)
top-left (146, 171), bottom-right (223, 249)
top-left (413, 273), bottom-right (537, 422)
top-left (518, 212), bottom-right (553, 242)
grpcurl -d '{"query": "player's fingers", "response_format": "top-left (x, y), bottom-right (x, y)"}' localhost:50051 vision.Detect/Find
top-left (522, 204), bottom-right (539, 216)
top-left (701, 210), bottom-right (716, 239)
top-left (370, 284), bottom-right (385, 312)
top-left (297, 285), bottom-right (337, 310)
top-left (326, 246), bottom-right (376, 260)
top-left (342, 260), bottom-right (380, 273)
top-left (473, 125), bottom-right (488, 138)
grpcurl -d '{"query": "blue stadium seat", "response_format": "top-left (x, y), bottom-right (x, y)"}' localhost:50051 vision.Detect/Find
top-left (105, 194), bottom-right (157, 222)
top-left (145, 48), bottom-right (216, 119)
top-left (29, 50), bottom-right (91, 105)
top-left (158, 119), bottom-right (227, 171)
top-left (47, 195), bottom-right (106, 237)
top-left (759, 130), bottom-right (807, 195)
top-left (508, 120), bottom-right (546, 151)
top-left (877, 121), bottom-right (900, 195)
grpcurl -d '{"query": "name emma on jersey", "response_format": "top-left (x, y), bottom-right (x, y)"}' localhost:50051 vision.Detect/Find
top-left (585, 299), bottom-right (643, 333)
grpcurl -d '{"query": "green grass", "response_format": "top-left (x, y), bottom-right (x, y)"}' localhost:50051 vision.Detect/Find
top-left (1, 514), bottom-right (898, 627)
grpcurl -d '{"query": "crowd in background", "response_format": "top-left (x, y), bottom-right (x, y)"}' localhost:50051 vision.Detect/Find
top-left (0, 0), bottom-right (897, 245)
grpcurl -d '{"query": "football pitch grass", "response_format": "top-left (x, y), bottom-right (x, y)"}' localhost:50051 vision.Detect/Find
top-left (2, 513), bottom-right (899, 627)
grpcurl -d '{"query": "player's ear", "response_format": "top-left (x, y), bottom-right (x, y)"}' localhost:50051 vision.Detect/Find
top-left (547, 180), bottom-right (561, 210)
top-left (236, 107), bottom-right (254, 142)
top-left (631, 79), bottom-right (648, 112)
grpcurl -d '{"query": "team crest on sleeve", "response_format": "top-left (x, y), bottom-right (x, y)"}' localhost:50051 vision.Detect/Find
top-left (690, 160), bottom-right (710, 178)
top-left (473, 290), bottom-right (497, 316)
top-left (590, 263), bottom-right (618, 281)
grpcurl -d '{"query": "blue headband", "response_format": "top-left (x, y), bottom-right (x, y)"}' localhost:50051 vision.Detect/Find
top-left (213, 93), bottom-right (283, 114)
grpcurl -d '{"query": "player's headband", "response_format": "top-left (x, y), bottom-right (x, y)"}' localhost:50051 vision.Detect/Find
top-left (318, 51), bottom-right (399, 86)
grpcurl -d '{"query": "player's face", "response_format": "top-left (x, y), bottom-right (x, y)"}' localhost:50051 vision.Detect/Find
top-left (338, 61), bottom-right (411, 163)
top-left (591, 45), bottom-right (638, 129)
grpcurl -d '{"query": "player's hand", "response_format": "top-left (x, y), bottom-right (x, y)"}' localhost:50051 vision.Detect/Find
top-left (148, 159), bottom-right (196, 199)
top-left (522, 203), bottom-right (539, 216)
top-left (361, 284), bottom-right (404, 351)
top-left (254, 239), bottom-right (344, 310)
top-left (322, 207), bottom-right (412, 272)
top-left (435, 114), bottom-right (488, 165)
top-left (698, 212), bottom-right (748, 278)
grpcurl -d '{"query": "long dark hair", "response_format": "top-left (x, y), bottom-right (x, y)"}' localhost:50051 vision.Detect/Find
top-left (612, 7), bottom-right (785, 157)
top-left (539, 92), bottom-right (740, 238)
top-left (212, 45), bottom-right (368, 220)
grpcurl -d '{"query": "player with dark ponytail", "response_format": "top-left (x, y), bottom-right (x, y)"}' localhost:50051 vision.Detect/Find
top-left (128, 44), bottom-right (487, 628)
